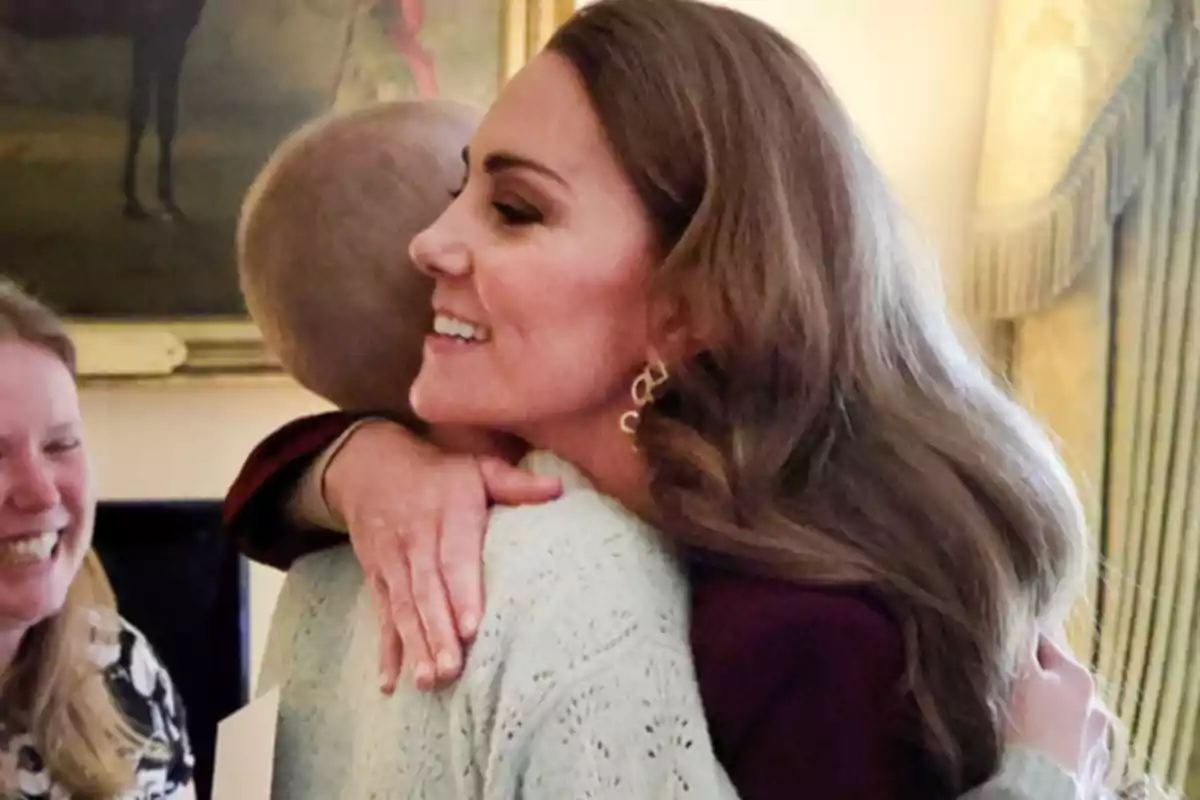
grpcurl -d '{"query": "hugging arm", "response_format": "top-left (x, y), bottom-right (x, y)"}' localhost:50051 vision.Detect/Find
top-left (223, 416), bottom-right (560, 689)
top-left (738, 630), bottom-right (1085, 800)
top-left (694, 573), bottom-right (1096, 800)
top-left (222, 411), bottom-right (365, 569)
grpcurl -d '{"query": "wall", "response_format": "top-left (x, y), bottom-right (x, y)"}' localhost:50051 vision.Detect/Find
top-left (707, 0), bottom-right (997, 293)
top-left (84, 0), bottom-right (999, 691)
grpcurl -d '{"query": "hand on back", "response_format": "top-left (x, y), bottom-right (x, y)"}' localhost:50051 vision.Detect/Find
top-left (1007, 633), bottom-right (1112, 796)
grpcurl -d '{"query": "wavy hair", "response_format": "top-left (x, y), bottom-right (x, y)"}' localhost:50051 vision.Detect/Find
top-left (0, 278), bottom-right (150, 797)
top-left (549, 1), bottom-right (1090, 791)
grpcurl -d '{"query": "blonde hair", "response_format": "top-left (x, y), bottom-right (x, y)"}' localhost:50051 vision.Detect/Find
top-left (238, 100), bottom-right (480, 413)
top-left (551, 1), bottom-right (1092, 792)
top-left (0, 278), bottom-right (149, 797)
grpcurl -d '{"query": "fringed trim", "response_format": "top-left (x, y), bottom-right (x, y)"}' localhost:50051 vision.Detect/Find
top-left (964, 0), bottom-right (1198, 320)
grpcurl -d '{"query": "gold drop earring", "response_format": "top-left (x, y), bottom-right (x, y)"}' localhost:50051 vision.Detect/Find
top-left (619, 356), bottom-right (670, 438)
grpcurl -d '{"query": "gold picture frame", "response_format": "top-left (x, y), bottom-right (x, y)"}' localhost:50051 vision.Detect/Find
top-left (1, 0), bottom-right (573, 380)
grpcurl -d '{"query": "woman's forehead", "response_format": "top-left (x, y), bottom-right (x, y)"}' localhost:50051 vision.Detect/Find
top-left (472, 54), bottom-right (611, 181)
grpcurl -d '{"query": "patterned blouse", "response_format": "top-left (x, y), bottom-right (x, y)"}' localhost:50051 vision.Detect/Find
top-left (0, 614), bottom-right (195, 799)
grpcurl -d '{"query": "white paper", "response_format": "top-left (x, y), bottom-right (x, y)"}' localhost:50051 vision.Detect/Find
top-left (211, 687), bottom-right (280, 800)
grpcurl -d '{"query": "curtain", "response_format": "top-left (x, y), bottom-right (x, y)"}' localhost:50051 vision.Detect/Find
top-left (965, 0), bottom-right (1190, 319)
top-left (1098, 61), bottom-right (1200, 785)
top-left (962, 0), bottom-right (1200, 789)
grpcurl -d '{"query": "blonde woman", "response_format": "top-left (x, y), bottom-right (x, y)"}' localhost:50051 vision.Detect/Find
top-left (0, 279), bottom-right (194, 798)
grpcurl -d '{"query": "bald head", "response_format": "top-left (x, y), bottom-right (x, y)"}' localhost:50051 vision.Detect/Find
top-left (239, 100), bottom-right (479, 412)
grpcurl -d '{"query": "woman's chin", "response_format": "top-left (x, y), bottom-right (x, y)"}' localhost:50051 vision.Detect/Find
top-left (410, 381), bottom-right (483, 427)
top-left (0, 571), bottom-right (72, 631)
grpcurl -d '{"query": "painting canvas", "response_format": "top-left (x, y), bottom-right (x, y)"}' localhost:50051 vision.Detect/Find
top-left (0, 0), bottom-right (504, 322)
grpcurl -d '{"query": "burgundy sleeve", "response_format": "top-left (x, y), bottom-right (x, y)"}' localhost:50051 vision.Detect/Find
top-left (222, 412), bottom-right (362, 570)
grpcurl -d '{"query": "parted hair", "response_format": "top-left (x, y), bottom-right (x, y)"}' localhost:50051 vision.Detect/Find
top-left (549, 0), bottom-right (1093, 793)
top-left (238, 100), bottom-right (480, 412)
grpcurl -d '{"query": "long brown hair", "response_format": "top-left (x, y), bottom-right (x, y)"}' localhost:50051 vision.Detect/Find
top-left (549, 1), bottom-right (1088, 791)
top-left (0, 277), bottom-right (150, 796)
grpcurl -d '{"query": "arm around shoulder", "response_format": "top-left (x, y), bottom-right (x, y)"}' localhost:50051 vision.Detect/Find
top-left (222, 411), bottom-right (367, 569)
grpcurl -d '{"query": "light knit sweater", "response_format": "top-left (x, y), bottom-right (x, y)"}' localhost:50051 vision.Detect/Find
top-left (259, 449), bottom-right (1081, 800)
top-left (258, 451), bottom-right (738, 798)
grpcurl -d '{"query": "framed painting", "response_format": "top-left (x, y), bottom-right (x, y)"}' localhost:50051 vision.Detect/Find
top-left (0, 0), bottom-right (573, 378)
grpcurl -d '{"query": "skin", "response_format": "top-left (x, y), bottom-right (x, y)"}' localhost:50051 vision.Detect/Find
top-left (408, 50), bottom-right (677, 516)
top-left (0, 340), bottom-right (94, 673)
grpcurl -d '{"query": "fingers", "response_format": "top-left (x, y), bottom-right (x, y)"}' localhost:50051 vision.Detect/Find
top-left (1084, 704), bottom-right (1112, 749)
top-left (439, 484), bottom-right (488, 640)
top-left (381, 550), bottom-right (436, 691)
top-left (479, 457), bottom-right (562, 505)
top-left (406, 523), bottom-right (462, 686)
top-left (1015, 631), bottom-right (1043, 679)
top-left (1083, 707), bottom-right (1112, 793)
top-left (372, 576), bottom-right (403, 695)
top-left (1041, 635), bottom-right (1096, 703)
top-left (1036, 634), bottom-right (1075, 670)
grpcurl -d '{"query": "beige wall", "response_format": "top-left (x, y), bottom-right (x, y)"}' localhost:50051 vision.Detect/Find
top-left (707, 0), bottom-right (997, 289)
top-left (84, 0), bottom-right (998, 689)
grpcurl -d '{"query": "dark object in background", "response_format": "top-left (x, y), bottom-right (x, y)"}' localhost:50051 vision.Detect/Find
top-left (93, 500), bottom-right (249, 800)
top-left (2, 0), bottom-right (209, 220)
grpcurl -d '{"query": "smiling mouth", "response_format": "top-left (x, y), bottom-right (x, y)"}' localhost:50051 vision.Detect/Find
top-left (0, 529), bottom-right (62, 568)
top-left (432, 312), bottom-right (491, 343)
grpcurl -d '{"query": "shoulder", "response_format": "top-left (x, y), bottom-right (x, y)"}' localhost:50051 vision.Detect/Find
top-left (89, 612), bottom-right (177, 702)
top-left (467, 498), bottom-right (728, 797)
top-left (89, 613), bottom-right (196, 796)
top-left (962, 748), bottom-right (1079, 800)
top-left (484, 486), bottom-right (686, 608)
top-left (467, 487), bottom-right (693, 700)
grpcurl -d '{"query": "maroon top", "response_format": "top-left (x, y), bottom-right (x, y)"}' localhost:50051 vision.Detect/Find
top-left (223, 412), bottom-right (943, 799)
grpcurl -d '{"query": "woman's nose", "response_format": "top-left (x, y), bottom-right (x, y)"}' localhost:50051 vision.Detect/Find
top-left (9, 455), bottom-right (60, 512)
top-left (410, 216), bottom-right (472, 279)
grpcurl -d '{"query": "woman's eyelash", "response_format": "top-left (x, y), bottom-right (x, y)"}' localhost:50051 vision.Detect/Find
top-left (447, 182), bottom-right (541, 225)
top-left (494, 202), bottom-right (542, 225)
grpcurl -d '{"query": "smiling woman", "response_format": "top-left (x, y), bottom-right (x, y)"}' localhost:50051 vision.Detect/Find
top-left (0, 278), bottom-right (195, 799)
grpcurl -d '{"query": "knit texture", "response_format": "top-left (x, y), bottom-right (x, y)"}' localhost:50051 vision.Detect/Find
top-left (258, 451), bottom-right (737, 799)
top-left (966, 748), bottom-right (1080, 800)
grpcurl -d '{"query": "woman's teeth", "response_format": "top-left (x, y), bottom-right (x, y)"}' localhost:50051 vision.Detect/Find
top-left (0, 531), bottom-right (60, 567)
top-left (433, 313), bottom-right (490, 342)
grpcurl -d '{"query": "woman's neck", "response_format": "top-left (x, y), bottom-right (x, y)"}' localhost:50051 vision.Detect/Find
top-left (428, 424), bottom-right (527, 464)
top-left (517, 410), bottom-right (652, 517)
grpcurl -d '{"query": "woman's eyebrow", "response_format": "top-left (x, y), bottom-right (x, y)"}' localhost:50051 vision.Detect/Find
top-left (463, 146), bottom-right (569, 188)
